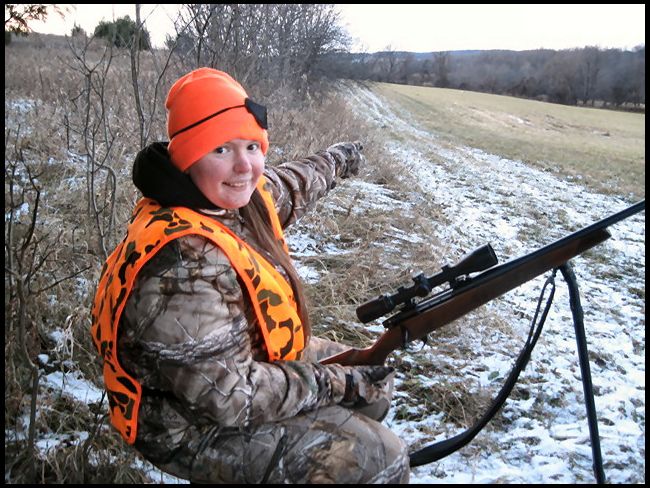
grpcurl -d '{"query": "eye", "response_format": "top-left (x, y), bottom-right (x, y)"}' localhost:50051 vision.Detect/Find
top-left (214, 146), bottom-right (228, 155)
top-left (247, 142), bottom-right (260, 152)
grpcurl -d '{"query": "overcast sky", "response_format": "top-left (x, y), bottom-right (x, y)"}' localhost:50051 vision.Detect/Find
top-left (27, 4), bottom-right (645, 53)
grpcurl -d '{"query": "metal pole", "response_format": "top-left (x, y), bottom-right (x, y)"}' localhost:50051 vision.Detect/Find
top-left (558, 263), bottom-right (606, 484)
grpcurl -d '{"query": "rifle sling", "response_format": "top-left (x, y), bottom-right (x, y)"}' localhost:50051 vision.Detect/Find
top-left (409, 270), bottom-right (556, 462)
top-left (409, 266), bottom-right (558, 467)
top-left (408, 263), bottom-right (607, 483)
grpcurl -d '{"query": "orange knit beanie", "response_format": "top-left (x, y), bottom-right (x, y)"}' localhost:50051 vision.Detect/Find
top-left (166, 68), bottom-right (269, 172)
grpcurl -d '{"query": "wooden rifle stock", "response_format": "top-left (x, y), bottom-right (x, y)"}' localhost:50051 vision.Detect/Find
top-left (321, 200), bottom-right (645, 366)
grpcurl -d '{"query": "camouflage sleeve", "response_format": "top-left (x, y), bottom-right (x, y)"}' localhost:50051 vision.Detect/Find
top-left (263, 142), bottom-right (364, 228)
top-left (118, 235), bottom-right (369, 428)
top-left (301, 336), bottom-right (352, 363)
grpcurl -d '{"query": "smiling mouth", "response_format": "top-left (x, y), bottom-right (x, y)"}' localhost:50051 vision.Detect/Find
top-left (224, 181), bottom-right (250, 188)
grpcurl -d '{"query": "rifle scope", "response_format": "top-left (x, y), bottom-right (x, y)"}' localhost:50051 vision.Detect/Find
top-left (356, 244), bottom-right (498, 323)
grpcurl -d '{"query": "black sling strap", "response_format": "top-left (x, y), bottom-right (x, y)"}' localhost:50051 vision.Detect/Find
top-left (409, 262), bottom-right (606, 484)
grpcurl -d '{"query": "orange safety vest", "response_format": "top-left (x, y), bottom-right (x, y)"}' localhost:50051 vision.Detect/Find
top-left (90, 176), bottom-right (305, 444)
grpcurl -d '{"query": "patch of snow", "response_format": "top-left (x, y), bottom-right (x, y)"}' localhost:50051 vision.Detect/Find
top-left (350, 84), bottom-right (645, 484)
top-left (42, 370), bottom-right (104, 405)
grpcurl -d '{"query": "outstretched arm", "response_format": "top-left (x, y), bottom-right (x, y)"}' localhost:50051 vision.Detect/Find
top-left (263, 141), bottom-right (364, 228)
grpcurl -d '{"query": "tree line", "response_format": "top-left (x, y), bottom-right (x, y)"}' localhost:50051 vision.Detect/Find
top-left (320, 46), bottom-right (645, 110)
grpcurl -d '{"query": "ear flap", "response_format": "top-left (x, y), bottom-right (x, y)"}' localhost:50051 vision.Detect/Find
top-left (245, 98), bottom-right (268, 130)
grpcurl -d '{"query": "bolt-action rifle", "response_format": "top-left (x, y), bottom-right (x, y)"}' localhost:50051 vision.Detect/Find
top-left (321, 200), bottom-right (645, 367)
top-left (321, 200), bottom-right (644, 481)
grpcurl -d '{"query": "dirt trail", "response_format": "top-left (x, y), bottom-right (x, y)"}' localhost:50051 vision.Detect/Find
top-left (345, 84), bottom-right (645, 484)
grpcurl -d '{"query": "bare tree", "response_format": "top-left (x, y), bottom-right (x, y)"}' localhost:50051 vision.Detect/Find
top-left (63, 34), bottom-right (120, 259)
top-left (381, 45), bottom-right (400, 83)
top-left (396, 53), bottom-right (415, 84)
top-left (576, 46), bottom-right (601, 106)
top-left (129, 4), bottom-right (179, 148)
top-left (168, 4), bottom-right (350, 95)
top-left (4, 4), bottom-right (66, 34)
top-left (631, 46), bottom-right (645, 107)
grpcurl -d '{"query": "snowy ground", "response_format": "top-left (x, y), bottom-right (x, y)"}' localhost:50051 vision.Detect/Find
top-left (10, 85), bottom-right (643, 484)
top-left (308, 85), bottom-right (645, 484)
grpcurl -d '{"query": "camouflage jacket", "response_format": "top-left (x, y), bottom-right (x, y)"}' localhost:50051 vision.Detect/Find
top-left (117, 143), bottom-right (409, 483)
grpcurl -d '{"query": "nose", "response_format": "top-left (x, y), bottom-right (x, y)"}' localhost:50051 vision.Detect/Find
top-left (232, 149), bottom-right (253, 173)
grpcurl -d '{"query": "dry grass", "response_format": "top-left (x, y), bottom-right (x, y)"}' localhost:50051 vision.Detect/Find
top-left (374, 82), bottom-right (646, 200)
top-left (5, 39), bottom-right (206, 483)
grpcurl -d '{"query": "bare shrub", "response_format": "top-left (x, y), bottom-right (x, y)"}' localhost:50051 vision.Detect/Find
top-left (5, 126), bottom-right (91, 482)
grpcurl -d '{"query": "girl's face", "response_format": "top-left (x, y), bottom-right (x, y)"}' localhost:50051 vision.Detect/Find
top-left (188, 138), bottom-right (265, 209)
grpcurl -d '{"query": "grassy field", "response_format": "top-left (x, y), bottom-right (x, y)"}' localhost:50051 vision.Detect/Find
top-left (373, 82), bottom-right (645, 201)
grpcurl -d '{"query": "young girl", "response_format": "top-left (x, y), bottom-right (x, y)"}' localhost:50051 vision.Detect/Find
top-left (91, 68), bottom-right (409, 483)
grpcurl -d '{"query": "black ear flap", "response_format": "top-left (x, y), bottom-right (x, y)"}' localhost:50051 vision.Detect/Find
top-left (245, 98), bottom-right (268, 130)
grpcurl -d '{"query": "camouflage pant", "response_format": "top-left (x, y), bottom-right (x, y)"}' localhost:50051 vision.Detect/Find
top-left (182, 343), bottom-right (409, 483)
top-left (184, 404), bottom-right (409, 484)
top-left (134, 336), bottom-right (410, 483)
